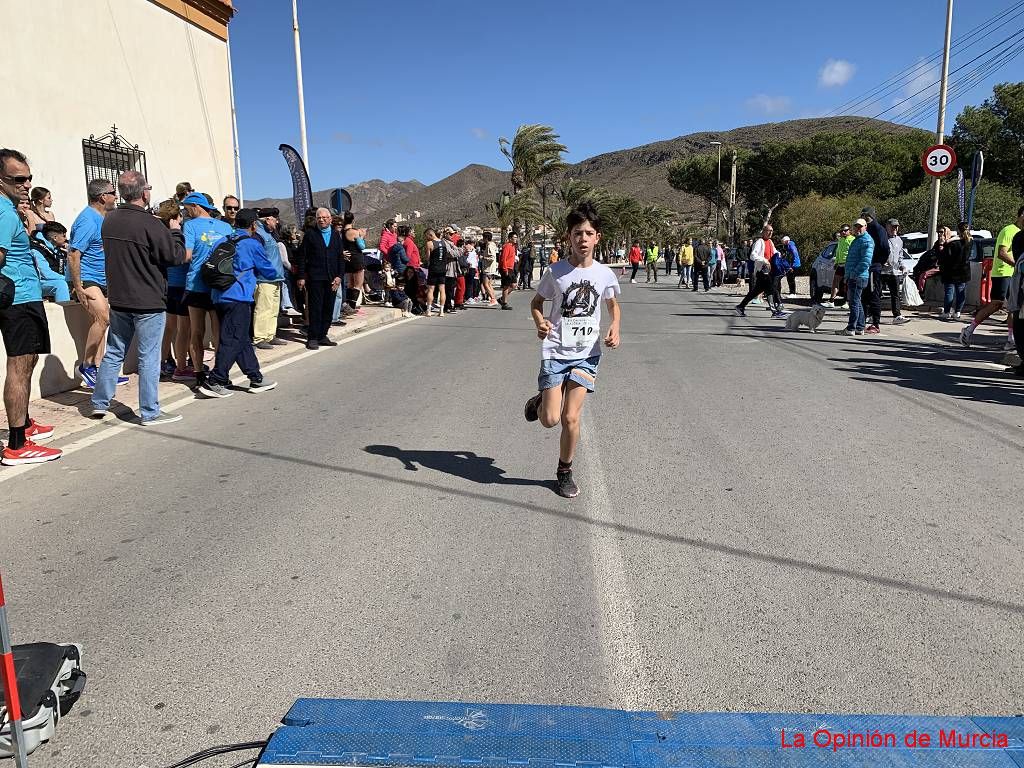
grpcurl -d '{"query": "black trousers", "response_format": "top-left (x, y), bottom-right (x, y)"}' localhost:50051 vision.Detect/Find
top-left (739, 272), bottom-right (772, 309)
top-left (630, 263), bottom-right (640, 280)
top-left (444, 276), bottom-right (457, 311)
top-left (880, 273), bottom-right (902, 317)
top-left (1014, 312), bottom-right (1024, 363)
top-left (306, 280), bottom-right (335, 341)
top-left (771, 275), bottom-right (784, 310)
top-left (786, 270), bottom-right (797, 295)
top-left (211, 301), bottom-right (261, 385)
top-left (863, 267), bottom-right (883, 326)
top-left (664, 255), bottom-right (674, 275)
top-left (692, 265), bottom-right (709, 291)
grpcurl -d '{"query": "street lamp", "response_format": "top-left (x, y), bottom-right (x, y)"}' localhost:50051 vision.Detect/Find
top-left (710, 141), bottom-right (723, 241)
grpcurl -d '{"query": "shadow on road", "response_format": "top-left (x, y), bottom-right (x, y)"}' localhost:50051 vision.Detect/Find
top-left (365, 444), bottom-right (550, 488)
top-left (77, 428), bottom-right (1024, 617)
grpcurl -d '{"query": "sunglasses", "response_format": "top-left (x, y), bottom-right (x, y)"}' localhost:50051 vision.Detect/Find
top-left (2, 174), bottom-right (32, 184)
top-left (225, 206), bottom-right (239, 212)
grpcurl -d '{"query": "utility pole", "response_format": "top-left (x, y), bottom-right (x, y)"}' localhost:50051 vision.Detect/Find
top-left (729, 150), bottom-right (737, 245)
top-left (710, 141), bottom-right (723, 241)
top-left (292, 0), bottom-right (310, 172)
top-left (928, 0), bottom-right (954, 246)
top-left (226, 31), bottom-right (244, 203)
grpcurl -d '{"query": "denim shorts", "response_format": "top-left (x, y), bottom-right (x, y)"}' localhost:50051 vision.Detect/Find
top-left (538, 355), bottom-right (600, 393)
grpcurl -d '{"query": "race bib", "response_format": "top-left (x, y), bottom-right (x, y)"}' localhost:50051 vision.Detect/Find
top-left (560, 315), bottom-right (599, 349)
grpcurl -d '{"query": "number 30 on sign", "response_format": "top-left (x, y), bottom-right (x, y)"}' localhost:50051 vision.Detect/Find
top-left (922, 144), bottom-right (956, 177)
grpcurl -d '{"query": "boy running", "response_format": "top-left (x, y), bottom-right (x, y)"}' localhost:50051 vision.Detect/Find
top-left (523, 203), bottom-right (621, 498)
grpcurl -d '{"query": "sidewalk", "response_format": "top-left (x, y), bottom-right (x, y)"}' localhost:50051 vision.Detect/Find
top-left (714, 276), bottom-right (1019, 364)
top-left (0, 306), bottom-right (405, 449)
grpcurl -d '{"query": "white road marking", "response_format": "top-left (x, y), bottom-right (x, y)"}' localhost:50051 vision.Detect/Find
top-left (579, 415), bottom-right (654, 710)
top-left (0, 318), bottom-right (417, 485)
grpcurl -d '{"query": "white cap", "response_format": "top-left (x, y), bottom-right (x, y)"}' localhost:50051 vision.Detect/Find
top-left (782, 236), bottom-right (791, 243)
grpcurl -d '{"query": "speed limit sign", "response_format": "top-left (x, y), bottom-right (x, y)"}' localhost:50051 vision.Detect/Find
top-left (922, 144), bottom-right (956, 177)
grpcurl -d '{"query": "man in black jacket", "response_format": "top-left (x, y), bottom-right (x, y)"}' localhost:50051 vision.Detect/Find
top-left (692, 239), bottom-right (711, 292)
top-left (861, 206), bottom-right (890, 335)
top-left (296, 207), bottom-right (344, 350)
top-left (92, 171), bottom-right (185, 425)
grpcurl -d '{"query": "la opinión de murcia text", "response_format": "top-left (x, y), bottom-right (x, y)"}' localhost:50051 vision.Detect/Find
top-left (780, 728), bottom-right (1010, 751)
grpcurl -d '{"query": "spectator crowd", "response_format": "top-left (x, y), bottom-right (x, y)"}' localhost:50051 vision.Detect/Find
top-left (2, 141), bottom-right (1022, 468)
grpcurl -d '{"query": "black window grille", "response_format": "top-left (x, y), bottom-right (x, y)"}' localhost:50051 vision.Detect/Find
top-left (82, 126), bottom-right (146, 188)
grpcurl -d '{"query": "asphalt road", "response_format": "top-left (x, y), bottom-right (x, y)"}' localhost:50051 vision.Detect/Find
top-left (2, 279), bottom-right (1022, 768)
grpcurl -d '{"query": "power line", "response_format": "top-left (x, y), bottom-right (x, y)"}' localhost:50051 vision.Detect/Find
top-left (883, 26), bottom-right (1024, 126)
top-left (825, 0), bottom-right (1024, 118)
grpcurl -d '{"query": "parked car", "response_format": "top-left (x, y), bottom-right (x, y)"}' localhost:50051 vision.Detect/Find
top-left (724, 247), bottom-right (742, 283)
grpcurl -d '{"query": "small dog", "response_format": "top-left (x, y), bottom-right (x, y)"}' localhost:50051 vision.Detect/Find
top-left (785, 304), bottom-right (827, 333)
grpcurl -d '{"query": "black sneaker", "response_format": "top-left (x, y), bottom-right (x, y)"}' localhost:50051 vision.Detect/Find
top-left (524, 393), bottom-right (542, 422)
top-left (555, 469), bottom-right (579, 498)
top-left (318, 337), bottom-right (338, 347)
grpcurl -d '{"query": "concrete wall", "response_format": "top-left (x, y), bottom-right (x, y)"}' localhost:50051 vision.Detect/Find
top-left (0, 0), bottom-right (236, 223)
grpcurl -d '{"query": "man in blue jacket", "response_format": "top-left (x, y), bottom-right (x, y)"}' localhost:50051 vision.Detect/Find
top-left (769, 248), bottom-right (792, 318)
top-left (782, 236), bottom-right (800, 297)
top-left (836, 218), bottom-right (875, 336)
top-left (197, 208), bottom-right (278, 399)
top-left (253, 207), bottom-right (286, 349)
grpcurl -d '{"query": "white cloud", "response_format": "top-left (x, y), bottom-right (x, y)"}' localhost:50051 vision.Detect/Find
top-left (745, 94), bottom-right (792, 115)
top-left (819, 59), bottom-right (855, 88)
top-left (470, 127), bottom-right (488, 140)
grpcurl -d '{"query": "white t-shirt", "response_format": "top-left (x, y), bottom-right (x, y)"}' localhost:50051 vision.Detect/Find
top-left (481, 241), bottom-right (499, 275)
top-left (536, 259), bottom-right (621, 360)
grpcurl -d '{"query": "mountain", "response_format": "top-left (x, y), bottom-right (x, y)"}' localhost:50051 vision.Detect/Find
top-left (247, 178), bottom-right (425, 227)
top-left (251, 117), bottom-right (928, 233)
top-left (356, 116), bottom-right (928, 231)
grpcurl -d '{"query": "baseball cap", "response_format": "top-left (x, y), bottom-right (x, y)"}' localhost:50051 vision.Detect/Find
top-left (181, 192), bottom-right (217, 211)
top-left (886, 218), bottom-right (900, 227)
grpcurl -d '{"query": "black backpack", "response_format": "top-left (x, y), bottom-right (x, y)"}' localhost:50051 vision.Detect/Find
top-left (201, 234), bottom-right (244, 291)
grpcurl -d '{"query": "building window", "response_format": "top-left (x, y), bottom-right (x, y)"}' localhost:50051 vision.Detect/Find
top-left (82, 126), bottom-right (147, 188)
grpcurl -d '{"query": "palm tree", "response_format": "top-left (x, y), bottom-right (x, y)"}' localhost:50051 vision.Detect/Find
top-left (485, 191), bottom-right (541, 235)
top-left (498, 125), bottom-right (567, 194)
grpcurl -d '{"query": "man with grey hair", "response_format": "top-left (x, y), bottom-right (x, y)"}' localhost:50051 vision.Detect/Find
top-left (295, 207), bottom-right (344, 349)
top-left (92, 171), bottom-right (185, 425)
top-left (69, 177), bottom-right (125, 388)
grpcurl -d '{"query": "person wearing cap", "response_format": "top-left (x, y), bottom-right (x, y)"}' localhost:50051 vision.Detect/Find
top-left (859, 206), bottom-right (890, 334)
top-left (92, 171), bottom-right (185, 425)
top-left (827, 225), bottom-right (854, 306)
top-left (882, 218), bottom-right (909, 325)
top-left (182, 192), bottom-right (234, 387)
top-left (835, 218), bottom-right (874, 336)
top-left (252, 207), bottom-right (287, 349)
top-left (196, 208), bottom-right (278, 399)
top-left (782, 236), bottom-right (800, 297)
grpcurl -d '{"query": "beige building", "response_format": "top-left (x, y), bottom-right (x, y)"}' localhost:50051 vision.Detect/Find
top-left (1, 0), bottom-right (238, 224)
top-left (0, 0), bottom-right (238, 399)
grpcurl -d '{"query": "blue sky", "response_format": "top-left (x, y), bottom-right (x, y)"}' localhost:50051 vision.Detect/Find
top-left (229, 0), bottom-right (1020, 199)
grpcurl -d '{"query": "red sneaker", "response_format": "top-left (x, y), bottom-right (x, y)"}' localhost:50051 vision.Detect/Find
top-left (865, 325), bottom-right (881, 335)
top-left (25, 419), bottom-right (55, 443)
top-left (2, 440), bottom-right (63, 466)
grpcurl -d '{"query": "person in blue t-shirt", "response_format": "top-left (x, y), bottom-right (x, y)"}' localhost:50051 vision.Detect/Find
top-left (181, 193), bottom-right (234, 388)
top-left (0, 149), bottom-right (63, 466)
top-left (68, 178), bottom-right (118, 386)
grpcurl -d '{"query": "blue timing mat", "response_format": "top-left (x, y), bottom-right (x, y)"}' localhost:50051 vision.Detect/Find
top-left (256, 698), bottom-right (1024, 767)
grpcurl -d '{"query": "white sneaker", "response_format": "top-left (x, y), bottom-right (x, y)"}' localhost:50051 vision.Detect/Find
top-left (892, 316), bottom-right (910, 325)
top-left (954, 312), bottom-right (961, 320)
top-left (629, 279), bottom-right (636, 283)
top-left (821, 301), bottom-right (834, 308)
